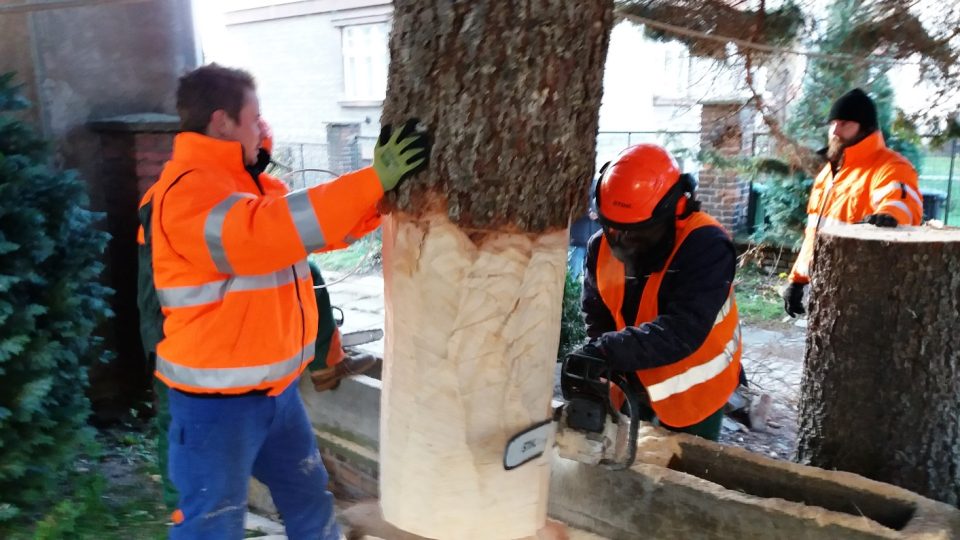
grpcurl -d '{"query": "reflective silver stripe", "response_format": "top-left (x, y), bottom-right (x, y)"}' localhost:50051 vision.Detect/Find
top-left (285, 190), bottom-right (326, 252)
top-left (713, 294), bottom-right (734, 326)
top-left (205, 193), bottom-right (255, 274)
top-left (157, 280), bottom-right (229, 308)
top-left (294, 258), bottom-right (310, 275)
top-left (872, 182), bottom-right (922, 210)
top-left (877, 200), bottom-right (913, 223)
top-left (646, 325), bottom-right (742, 403)
top-left (156, 260), bottom-right (311, 308)
top-left (156, 340), bottom-right (315, 390)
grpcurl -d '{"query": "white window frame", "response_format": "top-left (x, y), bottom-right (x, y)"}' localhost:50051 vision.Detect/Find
top-left (660, 42), bottom-right (692, 99)
top-left (341, 22), bottom-right (390, 103)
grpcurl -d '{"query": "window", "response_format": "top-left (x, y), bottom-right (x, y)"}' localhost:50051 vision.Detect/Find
top-left (661, 42), bottom-right (691, 98)
top-left (342, 22), bottom-right (390, 102)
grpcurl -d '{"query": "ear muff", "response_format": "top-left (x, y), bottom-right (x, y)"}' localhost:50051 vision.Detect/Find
top-left (676, 173), bottom-right (701, 218)
top-left (591, 161), bottom-right (611, 217)
top-left (598, 161), bottom-right (611, 178)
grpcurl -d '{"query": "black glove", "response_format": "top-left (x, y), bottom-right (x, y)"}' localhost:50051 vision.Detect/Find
top-left (573, 341), bottom-right (607, 362)
top-left (782, 282), bottom-right (806, 317)
top-left (860, 213), bottom-right (898, 228)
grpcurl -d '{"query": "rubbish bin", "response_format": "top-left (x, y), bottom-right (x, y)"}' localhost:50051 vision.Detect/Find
top-left (920, 189), bottom-right (946, 222)
top-left (746, 183), bottom-right (768, 235)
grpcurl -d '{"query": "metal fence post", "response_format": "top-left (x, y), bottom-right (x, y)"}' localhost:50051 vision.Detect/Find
top-left (299, 143), bottom-right (307, 188)
top-left (350, 136), bottom-right (361, 171)
top-left (946, 139), bottom-right (957, 226)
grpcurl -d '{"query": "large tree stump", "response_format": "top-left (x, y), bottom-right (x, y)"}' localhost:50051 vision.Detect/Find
top-left (797, 224), bottom-right (960, 504)
top-left (377, 1), bottom-right (614, 538)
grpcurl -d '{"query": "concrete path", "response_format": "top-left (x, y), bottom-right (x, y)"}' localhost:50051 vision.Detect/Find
top-left (326, 272), bottom-right (808, 395)
top-left (740, 325), bottom-right (805, 403)
top-left (326, 272), bottom-right (386, 357)
top-left (326, 270), bottom-right (808, 460)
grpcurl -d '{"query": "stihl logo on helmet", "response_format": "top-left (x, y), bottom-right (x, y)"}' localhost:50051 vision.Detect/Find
top-left (595, 144), bottom-right (698, 229)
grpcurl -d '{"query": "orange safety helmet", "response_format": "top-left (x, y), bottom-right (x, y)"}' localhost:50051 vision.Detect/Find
top-left (595, 144), bottom-right (699, 229)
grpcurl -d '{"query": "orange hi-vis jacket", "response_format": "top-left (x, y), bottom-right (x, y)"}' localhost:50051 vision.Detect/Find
top-left (789, 131), bottom-right (922, 284)
top-left (140, 132), bottom-right (382, 395)
top-left (596, 212), bottom-right (742, 427)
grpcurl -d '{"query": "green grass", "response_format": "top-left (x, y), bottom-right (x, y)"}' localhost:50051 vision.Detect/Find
top-left (312, 229), bottom-right (382, 274)
top-left (920, 155), bottom-right (955, 176)
top-left (735, 261), bottom-right (787, 324)
top-left (10, 429), bottom-right (169, 540)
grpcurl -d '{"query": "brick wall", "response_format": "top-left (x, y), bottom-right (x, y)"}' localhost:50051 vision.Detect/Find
top-left (698, 101), bottom-right (755, 234)
top-left (322, 446), bottom-right (379, 499)
top-left (88, 114), bottom-right (178, 420)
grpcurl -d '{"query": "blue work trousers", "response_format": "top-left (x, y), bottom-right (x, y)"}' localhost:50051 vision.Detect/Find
top-left (167, 381), bottom-right (340, 540)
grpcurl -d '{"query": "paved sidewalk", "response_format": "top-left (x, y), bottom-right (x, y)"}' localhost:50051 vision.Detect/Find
top-left (326, 272), bottom-right (386, 357)
top-left (324, 271), bottom-right (807, 400)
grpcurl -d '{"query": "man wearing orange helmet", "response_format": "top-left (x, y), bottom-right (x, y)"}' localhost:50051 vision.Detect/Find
top-left (575, 144), bottom-right (741, 440)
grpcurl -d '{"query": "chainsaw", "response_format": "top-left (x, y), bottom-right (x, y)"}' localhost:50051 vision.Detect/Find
top-left (503, 351), bottom-right (645, 471)
top-left (341, 328), bottom-right (383, 348)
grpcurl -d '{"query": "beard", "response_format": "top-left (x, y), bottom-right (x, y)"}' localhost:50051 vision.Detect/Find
top-left (826, 135), bottom-right (846, 163)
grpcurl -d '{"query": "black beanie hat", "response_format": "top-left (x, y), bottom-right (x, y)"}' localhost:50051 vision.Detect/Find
top-left (828, 88), bottom-right (878, 133)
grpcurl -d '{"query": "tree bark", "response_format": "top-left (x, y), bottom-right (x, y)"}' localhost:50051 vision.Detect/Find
top-left (378, 2), bottom-right (613, 538)
top-left (796, 224), bottom-right (960, 505)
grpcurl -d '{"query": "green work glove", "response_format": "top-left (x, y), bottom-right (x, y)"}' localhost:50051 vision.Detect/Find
top-left (373, 118), bottom-right (430, 192)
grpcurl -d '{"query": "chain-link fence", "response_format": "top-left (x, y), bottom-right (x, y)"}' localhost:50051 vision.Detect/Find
top-left (917, 139), bottom-right (959, 225)
top-left (596, 131), bottom-right (701, 172)
top-left (271, 140), bottom-right (364, 190)
top-left (356, 132), bottom-right (704, 176)
top-left (748, 132), bottom-right (960, 226)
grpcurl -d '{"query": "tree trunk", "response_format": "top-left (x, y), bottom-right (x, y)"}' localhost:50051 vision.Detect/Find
top-left (378, 2), bottom-right (613, 538)
top-left (796, 224), bottom-right (960, 505)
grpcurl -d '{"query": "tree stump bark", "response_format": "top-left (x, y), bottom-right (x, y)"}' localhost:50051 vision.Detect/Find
top-left (797, 224), bottom-right (960, 505)
top-left (378, 1), bottom-right (614, 538)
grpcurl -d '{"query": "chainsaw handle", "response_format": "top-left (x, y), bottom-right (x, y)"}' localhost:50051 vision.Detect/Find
top-left (605, 371), bottom-right (645, 471)
top-left (560, 352), bottom-right (611, 406)
top-left (561, 351), bottom-right (609, 382)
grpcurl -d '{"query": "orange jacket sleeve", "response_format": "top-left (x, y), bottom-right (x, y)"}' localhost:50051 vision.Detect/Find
top-left (788, 169), bottom-right (830, 285)
top-left (257, 171), bottom-right (382, 252)
top-left (315, 208), bottom-right (382, 253)
top-left (158, 167), bottom-right (384, 276)
top-left (868, 161), bottom-right (922, 225)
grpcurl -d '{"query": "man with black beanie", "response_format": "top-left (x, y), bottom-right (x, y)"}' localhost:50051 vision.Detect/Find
top-left (782, 88), bottom-right (922, 317)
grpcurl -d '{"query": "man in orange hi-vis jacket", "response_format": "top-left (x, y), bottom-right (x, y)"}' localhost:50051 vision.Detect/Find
top-left (138, 64), bottom-right (429, 540)
top-left (783, 88), bottom-right (922, 317)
